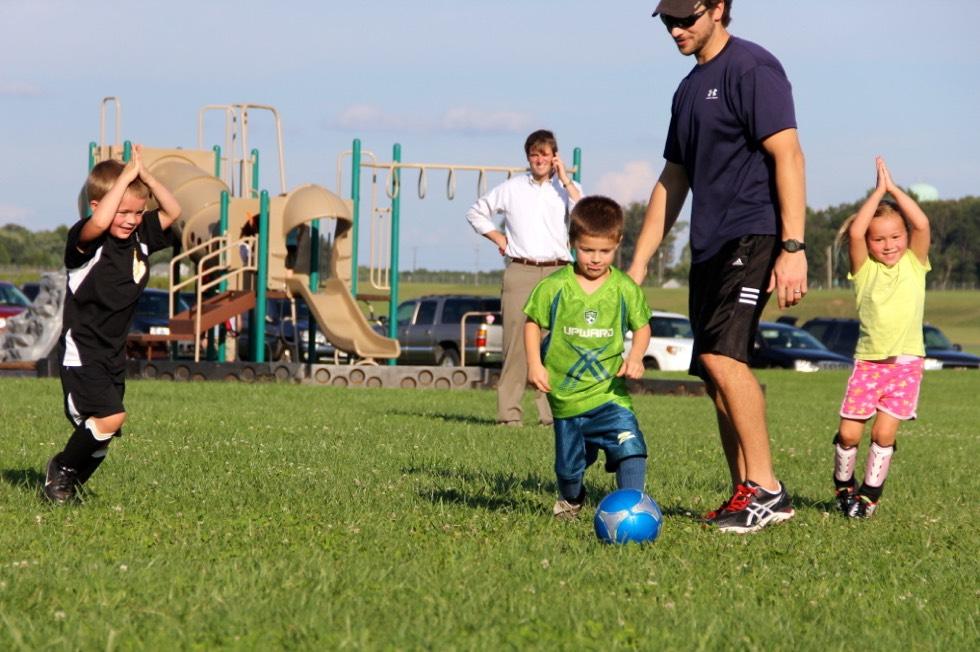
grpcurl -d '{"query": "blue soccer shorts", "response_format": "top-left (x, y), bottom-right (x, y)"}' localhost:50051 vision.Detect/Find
top-left (553, 401), bottom-right (647, 481)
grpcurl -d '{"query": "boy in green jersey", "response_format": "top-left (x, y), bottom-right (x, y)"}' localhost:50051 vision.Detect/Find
top-left (524, 196), bottom-right (652, 519)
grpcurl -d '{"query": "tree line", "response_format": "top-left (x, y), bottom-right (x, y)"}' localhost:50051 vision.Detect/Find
top-left (3, 192), bottom-right (978, 288)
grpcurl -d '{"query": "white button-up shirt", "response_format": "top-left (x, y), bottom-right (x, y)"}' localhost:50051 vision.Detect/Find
top-left (465, 173), bottom-right (579, 262)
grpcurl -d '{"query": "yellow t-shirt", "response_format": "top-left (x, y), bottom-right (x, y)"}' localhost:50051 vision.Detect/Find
top-left (849, 250), bottom-right (930, 360)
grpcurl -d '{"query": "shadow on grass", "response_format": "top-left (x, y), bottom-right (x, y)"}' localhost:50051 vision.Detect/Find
top-left (789, 491), bottom-right (837, 513)
top-left (391, 410), bottom-right (497, 426)
top-left (405, 464), bottom-right (554, 512)
top-left (405, 464), bottom-right (707, 520)
top-left (1, 468), bottom-right (45, 492)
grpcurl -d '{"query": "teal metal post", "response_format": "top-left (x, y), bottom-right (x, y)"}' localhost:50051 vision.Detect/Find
top-left (572, 147), bottom-right (582, 183)
top-left (86, 143), bottom-right (98, 217)
top-left (251, 148), bottom-right (260, 198)
top-left (306, 219), bottom-right (321, 363)
top-left (123, 141), bottom-right (132, 162)
top-left (350, 139), bottom-right (361, 297)
top-left (215, 190), bottom-right (230, 362)
top-left (387, 143), bottom-right (401, 365)
top-left (252, 191), bottom-right (270, 362)
top-left (213, 145), bottom-right (222, 178)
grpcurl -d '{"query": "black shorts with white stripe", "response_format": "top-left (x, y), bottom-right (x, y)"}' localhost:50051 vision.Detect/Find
top-left (688, 235), bottom-right (779, 378)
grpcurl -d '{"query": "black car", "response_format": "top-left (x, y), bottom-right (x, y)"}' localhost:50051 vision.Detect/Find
top-left (238, 296), bottom-right (337, 363)
top-left (751, 321), bottom-right (854, 371)
top-left (20, 281), bottom-right (41, 303)
top-left (800, 317), bottom-right (979, 370)
top-left (128, 288), bottom-right (193, 358)
top-left (132, 288), bottom-right (190, 337)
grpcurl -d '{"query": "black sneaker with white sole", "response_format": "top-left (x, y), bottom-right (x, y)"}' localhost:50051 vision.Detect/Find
top-left (848, 494), bottom-right (879, 519)
top-left (43, 456), bottom-right (79, 504)
top-left (835, 485), bottom-right (856, 516)
top-left (713, 480), bottom-right (795, 533)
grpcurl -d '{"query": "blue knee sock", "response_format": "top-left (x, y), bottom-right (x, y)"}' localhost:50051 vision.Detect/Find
top-left (558, 478), bottom-right (584, 503)
top-left (616, 456), bottom-right (646, 491)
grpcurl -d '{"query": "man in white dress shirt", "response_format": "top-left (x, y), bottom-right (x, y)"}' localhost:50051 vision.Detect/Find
top-left (466, 130), bottom-right (582, 426)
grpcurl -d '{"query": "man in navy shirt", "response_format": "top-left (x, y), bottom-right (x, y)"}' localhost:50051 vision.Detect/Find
top-left (628, 0), bottom-right (807, 533)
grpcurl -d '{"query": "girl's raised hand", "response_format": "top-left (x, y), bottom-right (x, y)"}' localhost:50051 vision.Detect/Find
top-left (876, 156), bottom-right (896, 194)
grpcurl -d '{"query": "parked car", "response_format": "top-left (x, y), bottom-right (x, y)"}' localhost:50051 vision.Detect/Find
top-left (624, 310), bottom-right (694, 371)
top-left (0, 280), bottom-right (32, 333)
top-left (391, 294), bottom-right (503, 366)
top-left (238, 295), bottom-right (337, 363)
top-left (751, 321), bottom-right (854, 371)
top-left (800, 317), bottom-right (979, 370)
top-left (127, 288), bottom-right (194, 358)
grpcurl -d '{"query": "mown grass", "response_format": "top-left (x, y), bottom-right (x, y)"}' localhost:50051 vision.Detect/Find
top-left (0, 370), bottom-right (976, 650)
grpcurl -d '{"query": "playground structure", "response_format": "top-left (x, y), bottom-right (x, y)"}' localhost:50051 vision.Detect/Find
top-left (89, 97), bottom-right (403, 366)
top-left (5, 98), bottom-right (705, 394)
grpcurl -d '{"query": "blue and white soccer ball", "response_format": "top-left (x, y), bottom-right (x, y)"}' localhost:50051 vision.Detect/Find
top-left (594, 489), bottom-right (663, 544)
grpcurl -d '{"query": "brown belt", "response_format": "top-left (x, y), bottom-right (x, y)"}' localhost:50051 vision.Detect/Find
top-left (509, 257), bottom-right (568, 267)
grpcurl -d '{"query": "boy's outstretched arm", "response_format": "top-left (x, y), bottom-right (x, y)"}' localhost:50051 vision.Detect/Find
top-left (880, 158), bottom-right (931, 264)
top-left (133, 145), bottom-right (182, 229)
top-left (847, 156), bottom-right (890, 273)
top-left (627, 162), bottom-right (689, 285)
top-left (79, 159), bottom-right (141, 247)
top-left (524, 319), bottom-right (551, 393)
top-left (617, 323), bottom-right (650, 379)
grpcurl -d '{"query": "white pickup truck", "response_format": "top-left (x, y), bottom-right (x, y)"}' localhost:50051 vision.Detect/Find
top-left (390, 294), bottom-right (503, 367)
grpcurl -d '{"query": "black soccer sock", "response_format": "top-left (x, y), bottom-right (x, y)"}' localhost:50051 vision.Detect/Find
top-left (60, 420), bottom-right (112, 472)
top-left (76, 443), bottom-right (110, 485)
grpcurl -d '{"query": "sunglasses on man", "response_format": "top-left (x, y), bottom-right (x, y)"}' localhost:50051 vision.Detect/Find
top-left (659, 9), bottom-right (706, 30)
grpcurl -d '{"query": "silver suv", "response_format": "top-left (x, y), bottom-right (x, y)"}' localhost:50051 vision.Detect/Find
top-left (392, 295), bottom-right (503, 366)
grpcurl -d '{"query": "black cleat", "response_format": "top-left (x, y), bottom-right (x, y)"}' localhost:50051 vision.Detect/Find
top-left (835, 485), bottom-right (857, 516)
top-left (848, 494), bottom-right (879, 519)
top-left (43, 456), bottom-right (79, 504)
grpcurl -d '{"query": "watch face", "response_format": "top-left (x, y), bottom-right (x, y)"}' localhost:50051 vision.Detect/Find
top-left (782, 239), bottom-right (805, 253)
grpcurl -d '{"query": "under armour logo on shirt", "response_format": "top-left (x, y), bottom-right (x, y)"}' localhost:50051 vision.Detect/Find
top-left (705, 88), bottom-right (719, 100)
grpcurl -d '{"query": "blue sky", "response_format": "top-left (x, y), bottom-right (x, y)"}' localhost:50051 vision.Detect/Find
top-left (2, 0), bottom-right (978, 272)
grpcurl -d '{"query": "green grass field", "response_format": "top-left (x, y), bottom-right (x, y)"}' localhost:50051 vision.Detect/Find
top-left (1, 371), bottom-right (977, 650)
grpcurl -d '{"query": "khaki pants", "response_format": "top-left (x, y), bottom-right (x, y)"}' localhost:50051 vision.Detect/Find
top-left (498, 261), bottom-right (563, 424)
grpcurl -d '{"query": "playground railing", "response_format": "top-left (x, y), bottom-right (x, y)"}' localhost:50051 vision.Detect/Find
top-left (169, 235), bottom-right (258, 362)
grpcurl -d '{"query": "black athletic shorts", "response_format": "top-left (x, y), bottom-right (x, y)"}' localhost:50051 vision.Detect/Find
top-left (60, 362), bottom-right (127, 427)
top-left (688, 235), bottom-right (779, 379)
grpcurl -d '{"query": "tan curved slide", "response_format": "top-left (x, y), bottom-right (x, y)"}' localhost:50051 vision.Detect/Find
top-left (286, 273), bottom-right (400, 360)
top-left (100, 147), bottom-right (400, 361)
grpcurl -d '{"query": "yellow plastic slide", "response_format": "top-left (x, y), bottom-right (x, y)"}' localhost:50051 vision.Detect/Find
top-left (286, 274), bottom-right (400, 361)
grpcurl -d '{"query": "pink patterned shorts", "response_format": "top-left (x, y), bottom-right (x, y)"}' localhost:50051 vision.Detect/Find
top-left (840, 358), bottom-right (924, 421)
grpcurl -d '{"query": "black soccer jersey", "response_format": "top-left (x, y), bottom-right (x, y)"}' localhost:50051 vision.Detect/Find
top-left (61, 210), bottom-right (174, 370)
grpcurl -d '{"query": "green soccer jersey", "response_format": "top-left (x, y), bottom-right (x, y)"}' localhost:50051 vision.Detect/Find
top-left (524, 265), bottom-right (651, 419)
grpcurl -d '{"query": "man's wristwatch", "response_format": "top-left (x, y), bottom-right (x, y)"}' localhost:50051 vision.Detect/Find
top-left (781, 239), bottom-right (806, 253)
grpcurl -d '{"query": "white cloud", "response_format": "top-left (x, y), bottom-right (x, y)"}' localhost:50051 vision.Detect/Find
top-left (594, 160), bottom-right (658, 205)
top-left (0, 204), bottom-right (32, 225)
top-left (440, 107), bottom-right (531, 135)
top-left (335, 104), bottom-right (416, 131)
top-left (0, 82), bottom-right (42, 97)
top-left (333, 104), bottom-right (531, 135)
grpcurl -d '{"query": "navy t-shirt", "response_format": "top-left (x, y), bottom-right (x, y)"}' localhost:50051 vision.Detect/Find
top-left (664, 36), bottom-right (797, 263)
